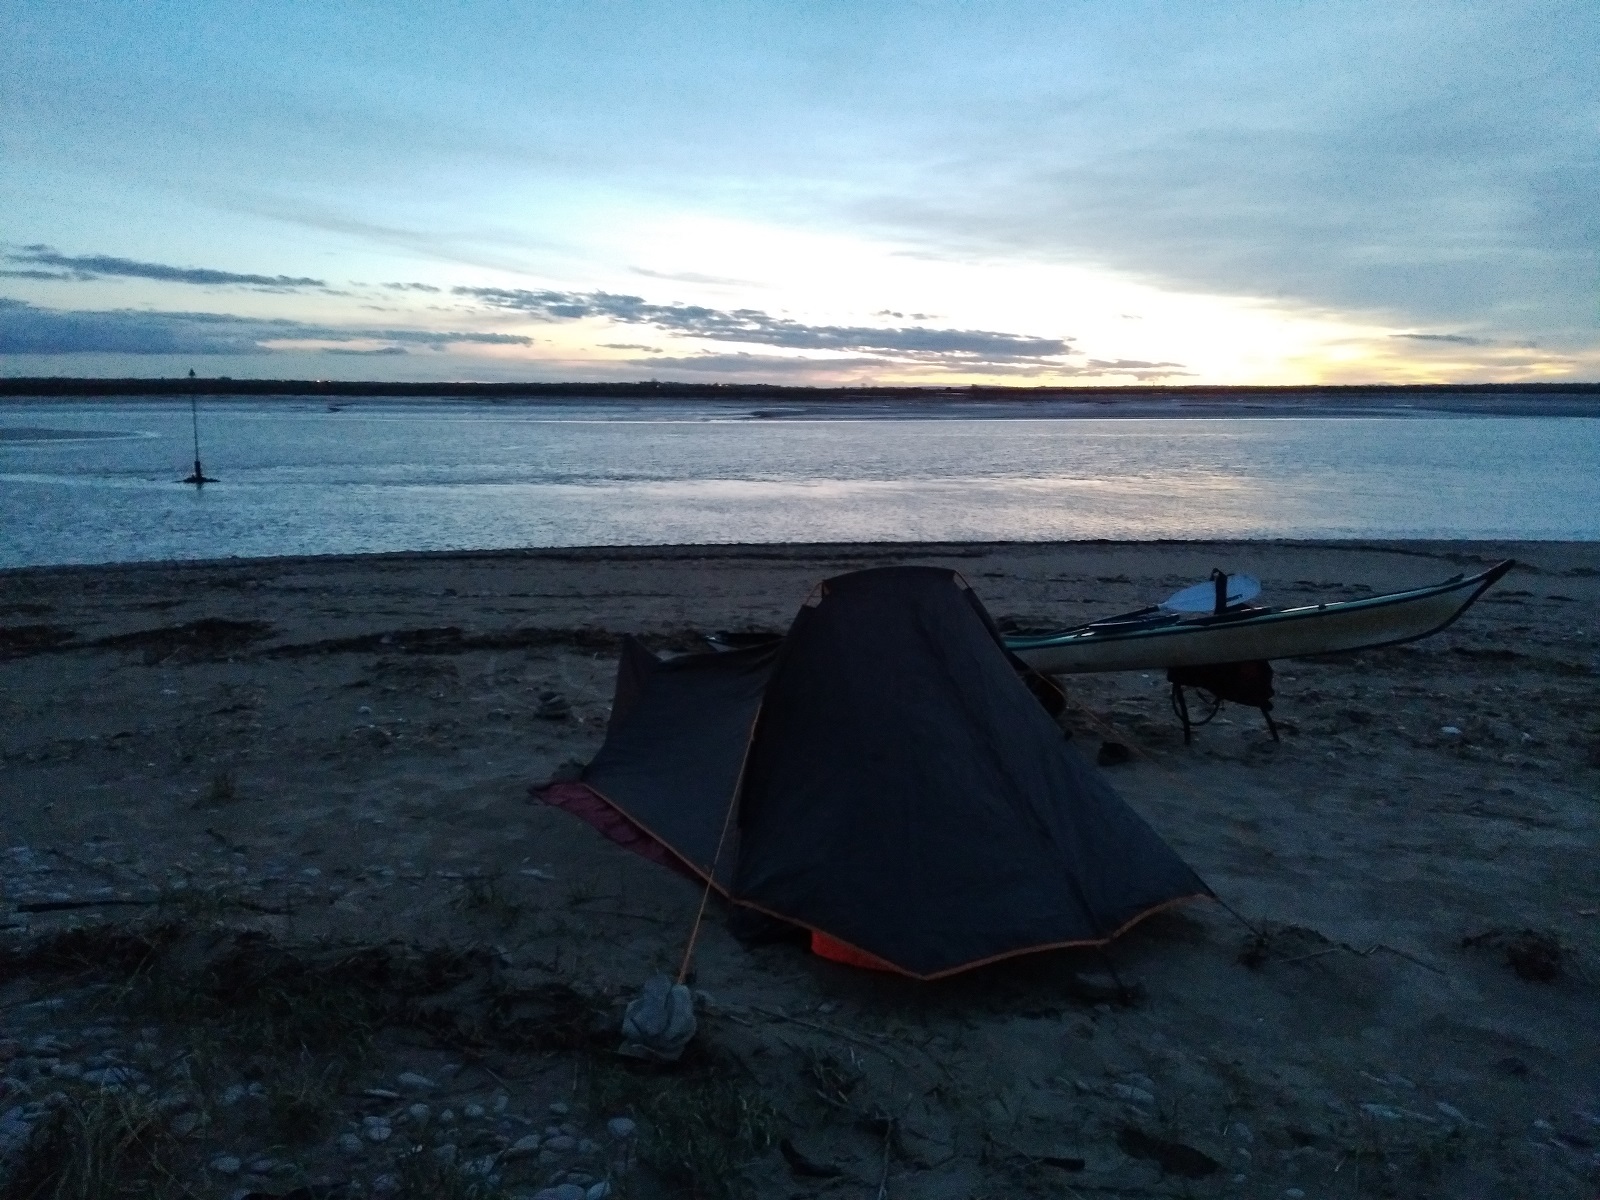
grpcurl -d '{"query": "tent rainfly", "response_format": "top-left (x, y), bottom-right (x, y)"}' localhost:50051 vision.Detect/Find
top-left (539, 566), bottom-right (1210, 979)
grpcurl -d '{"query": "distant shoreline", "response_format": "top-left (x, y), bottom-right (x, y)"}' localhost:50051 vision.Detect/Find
top-left (4, 377), bottom-right (1599, 418)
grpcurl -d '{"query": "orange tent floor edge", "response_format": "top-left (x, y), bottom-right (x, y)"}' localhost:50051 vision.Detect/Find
top-left (546, 781), bottom-right (1214, 981)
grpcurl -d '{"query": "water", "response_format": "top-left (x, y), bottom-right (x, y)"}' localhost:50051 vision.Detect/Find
top-left (2, 398), bottom-right (1598, 567)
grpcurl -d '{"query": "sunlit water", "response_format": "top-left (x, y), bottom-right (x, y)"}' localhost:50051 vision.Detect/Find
top-left (2, 398), bottom-right (1597, 567)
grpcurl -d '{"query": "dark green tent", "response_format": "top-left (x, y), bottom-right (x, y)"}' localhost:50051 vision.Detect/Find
top-left (541, 566), bottom-right (1208, 979)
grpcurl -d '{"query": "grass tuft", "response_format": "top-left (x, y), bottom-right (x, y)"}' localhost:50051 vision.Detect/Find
top-left (590, 1060), bottom-right (779, 1200)
top-left (265, 1054), bottom-right (347, 1144)
top-left (392, 1145), bottom-right (507, 1200)
top-left (4, 1088), bottom-right (185, 1200)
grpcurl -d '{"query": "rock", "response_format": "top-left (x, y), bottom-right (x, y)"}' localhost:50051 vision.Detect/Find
top-left (578, 1137), bottom-right (599, 1155)
top-left (1111, 1083), bottom-right (1156, 1105)
top-left (532, 1186), bottom-right (586, 1200)
top-left (545, 1134), bottom-right (577, 1152)
top-left (464, 1103), bottom-right (485, 1119)
top-left (606, 1117), bottom-right (636, 1140)
top-left (1097, 740), bottom-right (1133, 766)
top-left (462, 1153), bottom-right (499, 1176)
top-left (439, 1108), bottom-right (456, 1123)
top-left (220, 1084), bottom-right (246, 1106)
top-left (1115, 1127), bottom-right (1219, 1179)
top-left (549, 1101), bottom-right (571, 1116)
top-left (619, 974), bottom-right (697, 1062)
top-left (397, 1071), bottom-right (436, 1092)
top-left (505, 1133), bottom-right (542, 1158)
top-left (210, 1155), bottom-right (242, 1175)
top-left (493, 1093), bottom-right (509, 1113)
top-left (1286, 1190), bottom-right (1306, 1198)
top-left (337, 1132), bottom-right (364, 1154)
top-left (433, 1143), bottom-right (458, 1165)
top-left (246, 1157), bottom-right (279, 1174)
top-left (363, 1116), bottom-right (393, 1142)
top-left (536, 692), bottom-right (572, 720)
top-left (586, 1183), bottom-right (613, 1200)
top-left (407, 1102), bottom-right (431, 1125)
top-left (171, 1111), bottom-right (201, 1136)
top-left (1436, 1101), bottom-right (1469, 1124)
top-left (1440, 725), bottom-right (1462, 735)
top-left (371, 1173), bottom-right (399, 1194)
top-left (50, 1062), bottom-right (83, 1079)
top-left (155, 1092), bottom-right (192, 1114)
top-left (1360, 1104), bottom-right (1403, 1121)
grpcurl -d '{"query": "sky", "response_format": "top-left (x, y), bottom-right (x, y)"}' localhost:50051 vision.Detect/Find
top-left (2, 1), bottom-right (1596, 386)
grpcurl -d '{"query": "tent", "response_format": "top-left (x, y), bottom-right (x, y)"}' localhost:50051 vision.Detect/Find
top-left (539, 566), bottom-right (1209, 979)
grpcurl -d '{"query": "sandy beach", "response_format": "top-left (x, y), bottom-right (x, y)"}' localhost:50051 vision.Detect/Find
top-left (2, 539), bottom-right (1598, 1198)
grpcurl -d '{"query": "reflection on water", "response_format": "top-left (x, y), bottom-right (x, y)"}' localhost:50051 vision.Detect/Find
top-left (1, 398), bottom-right (1597, 566)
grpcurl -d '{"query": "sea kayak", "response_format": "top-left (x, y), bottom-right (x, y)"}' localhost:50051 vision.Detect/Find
top-left (1006, 559), bottom-right (1515, 675)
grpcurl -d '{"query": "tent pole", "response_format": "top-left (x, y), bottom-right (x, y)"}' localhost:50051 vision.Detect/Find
top-left (677, 708), bottom-right (762, 983)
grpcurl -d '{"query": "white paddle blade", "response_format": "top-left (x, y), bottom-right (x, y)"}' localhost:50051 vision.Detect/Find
top-left (1160, 573), bottom-right (1262, 613)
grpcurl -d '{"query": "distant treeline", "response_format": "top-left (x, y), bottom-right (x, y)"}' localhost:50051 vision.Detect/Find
top-left (2, 377), bottom-right (1597, 400)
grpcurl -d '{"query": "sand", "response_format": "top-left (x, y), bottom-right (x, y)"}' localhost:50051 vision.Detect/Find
top-left (2, 539), bottom-right (1598, 1197)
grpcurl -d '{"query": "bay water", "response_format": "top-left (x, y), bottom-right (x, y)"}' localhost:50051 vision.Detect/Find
top-left (2, 398), bottom-right (1597, 568)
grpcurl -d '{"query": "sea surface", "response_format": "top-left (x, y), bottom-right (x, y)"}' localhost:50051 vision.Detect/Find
top-left (2, 397), bottom-right (1598, 567)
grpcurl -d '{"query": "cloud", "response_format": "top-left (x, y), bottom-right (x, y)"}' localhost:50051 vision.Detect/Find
top-left (1391, 332), bottom-right (1490, 346)
top-left (622, 352), bottom-right (888, 377)
top-left (616, 349), bottom-right (1191, 383)
top-left (454, 286), bottom-right (1074, 363)
top-left (381, 281), bottom-right (442, 293)
top-left (630, 267), bottom-right (758, 287)
top-left (845, 11), bottom-right (1599, 343)
top-left (322, 346), bottom-right (410, 355)
top-left (2, 246), bottom-right (326, 290)
top-left (0, 269), bottom-right (76, 281)
top-left (0, 298), bottom-right (532, 355)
